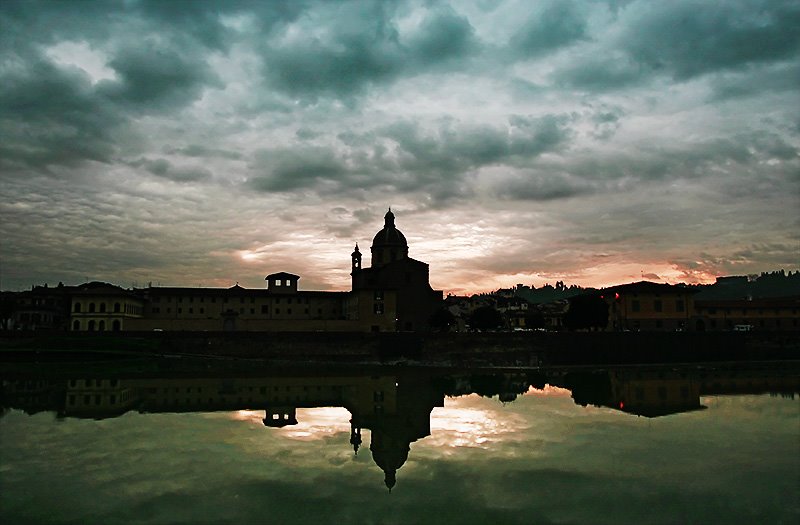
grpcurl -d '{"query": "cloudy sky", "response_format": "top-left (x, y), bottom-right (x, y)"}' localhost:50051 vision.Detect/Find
top-left (1, 0), bottom-right (798, 294)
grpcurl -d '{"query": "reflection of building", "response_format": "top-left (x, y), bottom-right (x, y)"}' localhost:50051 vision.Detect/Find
top-left (559, 366), bottom-right (800, 417)
top-left (560, 369), bottom-right (704, 417)
top-left (66, 210), bottom-right (442, 333)
top-left (63, 378), bottom-right (138, 418)
top-left (1, 370), bottom-right (445, 490)
top-left (603, 281), bottom-right (698, 331)
top-left (606, 369), bottom-right (704, 417)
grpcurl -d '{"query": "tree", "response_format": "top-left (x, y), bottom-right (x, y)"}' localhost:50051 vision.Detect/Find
top-left (523, 310), bottom-right (545, 330)
top-left (428, 308), bottom-right (456, 332)
top-left (469, 306), bottom-right (504, 331)
top-left (564, 294), bottom-right (609, 331)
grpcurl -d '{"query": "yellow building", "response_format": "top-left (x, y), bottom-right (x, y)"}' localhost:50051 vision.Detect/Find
top-left (70, 282), bottom-right (144, 331)
top-left (603, 281), bottom-right (698, 331)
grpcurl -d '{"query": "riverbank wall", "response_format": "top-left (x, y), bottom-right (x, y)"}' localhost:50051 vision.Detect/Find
top-left (1, 330), bottom-right (798, 366)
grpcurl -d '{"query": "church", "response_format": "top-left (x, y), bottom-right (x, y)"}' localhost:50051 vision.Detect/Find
top-left (70, 210), bottom-right (443, 332)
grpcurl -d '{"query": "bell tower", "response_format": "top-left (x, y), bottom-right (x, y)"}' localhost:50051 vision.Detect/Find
top-left (351, 244), bottom-right (362, 272)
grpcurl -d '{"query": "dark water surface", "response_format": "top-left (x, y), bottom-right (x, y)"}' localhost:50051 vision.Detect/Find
top-left (1, 363), bottom-right (798, 524)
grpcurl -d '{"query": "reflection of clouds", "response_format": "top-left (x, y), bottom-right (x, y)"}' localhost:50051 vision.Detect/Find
top-left (524, 385), bottom-right (572, 398)
top-left (428, 394), bottom-right (529, 449)
top-left (277, 407), bottom-right (353, 441)
top-left (225, 407), bottom-right (353, 440)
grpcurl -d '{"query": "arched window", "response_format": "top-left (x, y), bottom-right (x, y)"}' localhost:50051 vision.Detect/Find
top-left (114, 303), bottom-right (121, 313)
top-left (100, 303), bottom-right (106, 313)
top-left (73, 320), bottom-right (80, 331)
top-left (112, 320), bottom-right (121, 331)
top-left (89, 303), bottom-right (96, 313)
top-left (74, 303), bottom-right (81, 313)
top-left (98, 320), bottom-right (106, 331)
top-left (88, 320), bottom-right (96, 331)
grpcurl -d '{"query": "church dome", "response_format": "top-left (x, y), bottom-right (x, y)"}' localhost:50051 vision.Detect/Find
top-left (372, 210), bottom-right (408, 248)
top-left (370, 209), bottom-right (408, 266)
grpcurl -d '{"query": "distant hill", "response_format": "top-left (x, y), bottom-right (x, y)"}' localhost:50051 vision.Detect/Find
top-left (514, 282), bottom-right (592, 305)
top-left (695, 270), bottom-right (800, 300)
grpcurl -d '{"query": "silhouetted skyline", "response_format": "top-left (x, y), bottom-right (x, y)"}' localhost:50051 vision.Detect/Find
top-left (1, 1), bottom-right (798, 295)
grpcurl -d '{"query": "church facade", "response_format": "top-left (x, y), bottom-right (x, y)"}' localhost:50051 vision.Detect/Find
top-left (91, 210), bottom-right (444, 333)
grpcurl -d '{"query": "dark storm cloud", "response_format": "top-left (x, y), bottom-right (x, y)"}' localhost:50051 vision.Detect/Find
top-left (246, 115), bottom-right (572, 200)
top-left (97, 42), bottom-right (221, 111)
top-left (131, 158), bottom-right (213, 183)
top-left (620, 0), bottom-right (800, 81)
top-left (708, 62), bottom-right (800, 101)
top-left (248, 147), bottom-right (349, 192)
top-left (0, 2), bottom-right (226, 173)
top-left (497, 171), bottom-right (592, 202)
top-left (163, 144), bottom-right (243, 160)
top-left (0, 54), bottom-right (123, 171)
top-left (260, 1), bottom-right (480, 102)
top-left (405, 6), bottom-right (478, 66)
top-left (509, 0), bottom-right (588, 58)
top-left (554, 0), bottom-right (800, 91)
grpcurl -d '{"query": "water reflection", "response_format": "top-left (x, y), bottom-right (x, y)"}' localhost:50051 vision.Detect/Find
top-left (3, 363), bottom-right (797, 493)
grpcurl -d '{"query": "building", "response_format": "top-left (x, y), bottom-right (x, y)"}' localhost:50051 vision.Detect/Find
top-left (694, 296), bottom-right (800, 331)
top-left (70, 282), bottom-right (144, 332)
top-left (350, 209), bottom-right (443, 332)
top-left (69, 210), bottom-right (442, 333)
top-left (602, 281), bottom-right (698, 331)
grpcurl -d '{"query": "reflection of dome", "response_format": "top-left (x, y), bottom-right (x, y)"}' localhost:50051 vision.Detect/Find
top-left (370, 427), bottom-right (410, 492)
top-left (371, 209), bottom-right (409, 267)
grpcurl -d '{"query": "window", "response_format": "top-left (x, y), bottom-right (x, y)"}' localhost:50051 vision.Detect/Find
top-left (114, 303), bottom-right (121, 313)
top-left (374, 303), bottom-right (384, 315)
top-left (200, 308), bottom-right (204, 314)
top-left (89, 303), bottom-right (96, 313)
top-left (72, 320), bottom-right (80, 331)
top-left (261, 305), bottom-right (269, 314)
top-left (632, 300), bottom-right (640, 312)
top-left (374, 290), bottom-right (384, 301)
top-left (188, 308), bottom-right (193, 314)
top-left (74, 303), bottom-right (81, 313)
top-left (98, 320), bottom-right (105, 331)
top-left (654, 300), bottom-right (662, 312)
top-left (676, 300), bottom-right (684, 312)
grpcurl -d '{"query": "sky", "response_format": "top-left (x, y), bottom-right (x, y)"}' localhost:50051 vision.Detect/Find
top-left (1, 0), bottom-right (798, 295)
